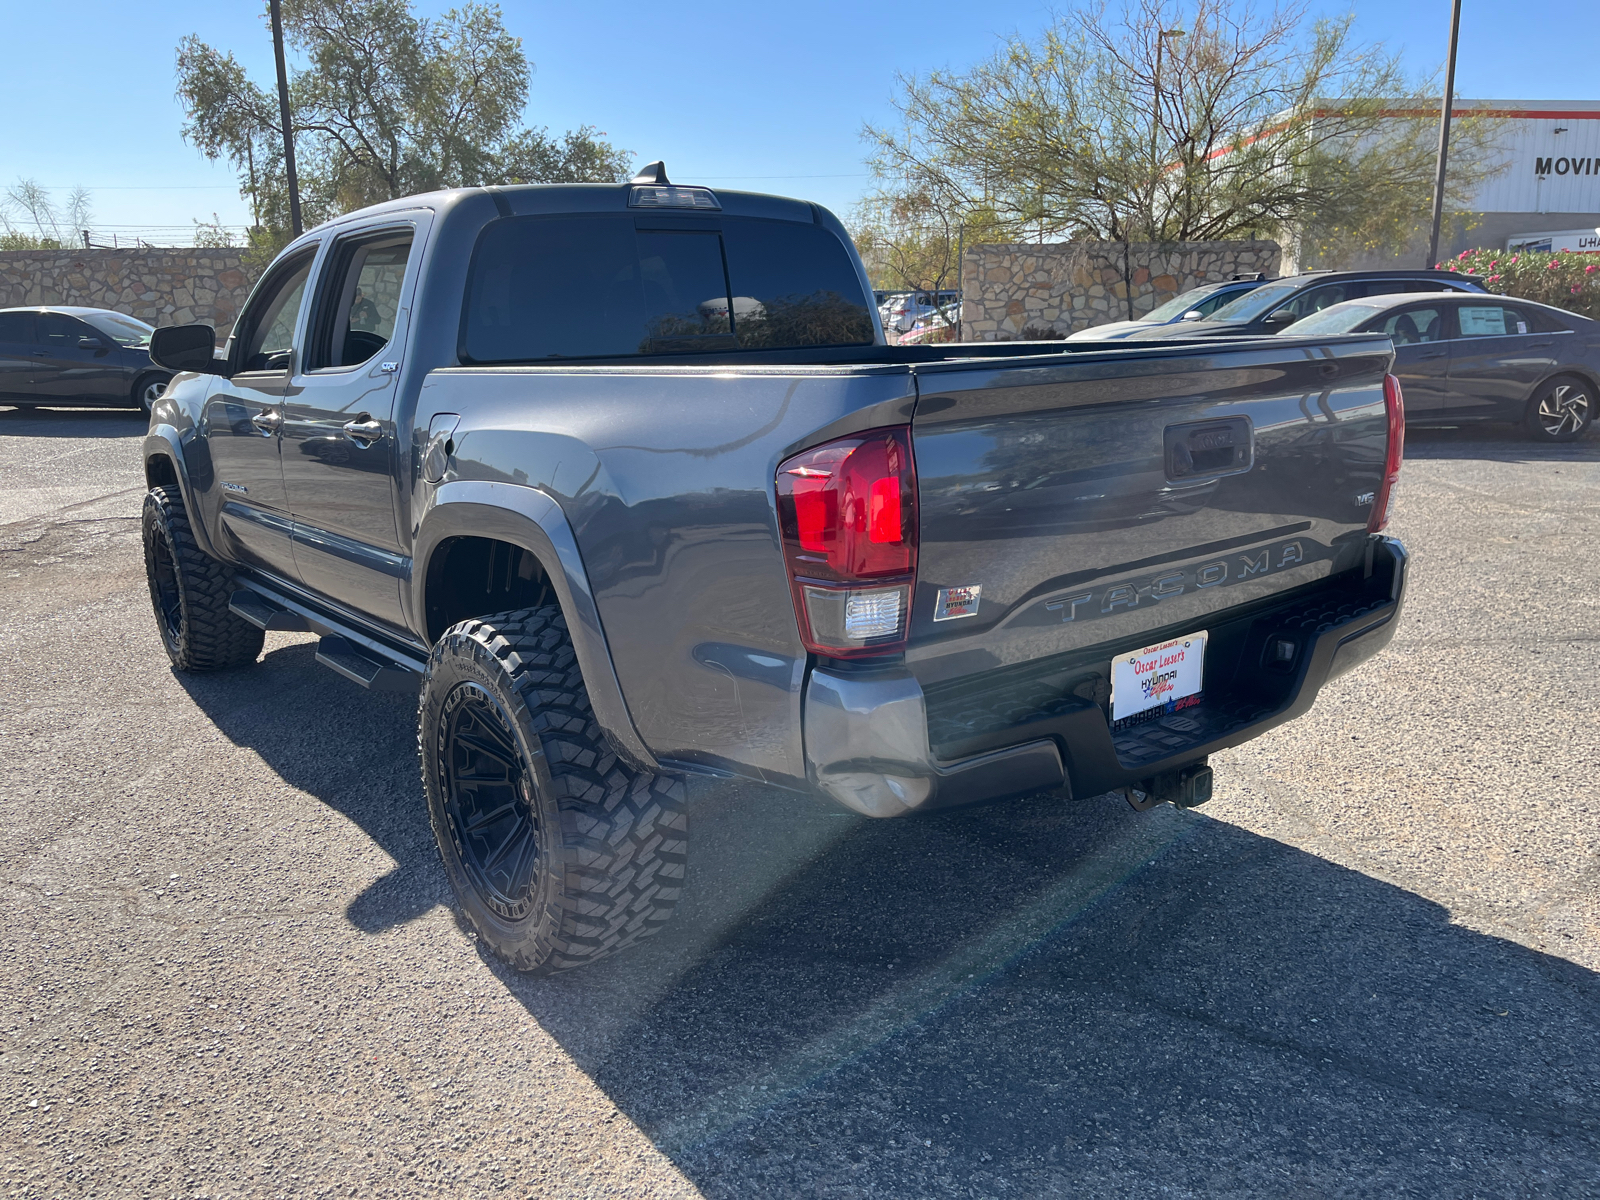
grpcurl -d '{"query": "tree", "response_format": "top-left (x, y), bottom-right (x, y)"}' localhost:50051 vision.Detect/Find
top-left (0, 180), bottom-right (92, 250)
top-left (176, 0), bottom-right (632, 264)
top-left (863, 0), bottom-right (1503, 267)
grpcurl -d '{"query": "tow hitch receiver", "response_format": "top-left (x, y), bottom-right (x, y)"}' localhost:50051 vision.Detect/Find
top-left (1121, 761), bottom-right (1213, 811)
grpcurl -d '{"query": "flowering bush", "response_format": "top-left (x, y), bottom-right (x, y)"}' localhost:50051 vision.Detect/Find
top-left (1442, 248), bottom-right (1600, 319)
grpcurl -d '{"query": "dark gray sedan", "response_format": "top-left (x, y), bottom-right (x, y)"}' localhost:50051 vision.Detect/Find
top-left (0, 306), bottom-right (172, 413)
top-left (1284, 292), bottom-right (1597, 442)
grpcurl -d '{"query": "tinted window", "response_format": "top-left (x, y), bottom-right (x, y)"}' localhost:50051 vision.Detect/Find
top-left (37, 313), bottom-right (94, 349)
top-left (1455, 303), bottom-right (1527, 338)
top-left (239, 251), bottom-right (315, 372)
top-left (309, 230), bottom-right (413, 369)
top-left (1279, 283), bottom-right (1365, 323)
top-left (1207, 281), bottom-right (1301, 323)
top-left (1369, 306), bottom-right (1446, 344)
top-left (462, 214), bottom-right (873, 363)
top-left (0, 313), bottom-right (33, 343)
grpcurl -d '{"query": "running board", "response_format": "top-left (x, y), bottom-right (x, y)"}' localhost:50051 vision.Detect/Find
top-left (228, 585), bottom-right (426, 693)
top-left (314, 636), bottom-right (420, 693)
top-left (229, 589), bottom-right (313, 632)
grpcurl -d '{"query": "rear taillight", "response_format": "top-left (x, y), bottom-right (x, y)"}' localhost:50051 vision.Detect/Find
top-left (776, 426), bottom-right (917, 657)
top-left (1369, 372), bottom-right (1405, 533)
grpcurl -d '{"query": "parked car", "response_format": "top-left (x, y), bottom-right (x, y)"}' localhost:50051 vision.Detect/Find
top-left (882, 288), bottom-right (961, 333)
top-left (1122, 270), bottom-right (1488, 341)
top-left (1281, 292), bottom-right (1597, 441)
top-left (0, 306), bottom-right (172, 412)
top-left (139, 168), bottom-right (1407, 976)
top-left (1065, 275), bottom-right (1270, 341)
top-left (897, 302), bottom-right (961, 345)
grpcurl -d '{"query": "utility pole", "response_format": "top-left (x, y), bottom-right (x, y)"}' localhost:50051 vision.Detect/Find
top-left (269, 0), bottom-right (302, 236)
top-left (1425, 0), bottom-right (1462, 268)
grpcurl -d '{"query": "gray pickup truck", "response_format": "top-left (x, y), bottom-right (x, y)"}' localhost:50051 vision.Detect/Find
top-left (139, 167), bottom-right (1408, 974)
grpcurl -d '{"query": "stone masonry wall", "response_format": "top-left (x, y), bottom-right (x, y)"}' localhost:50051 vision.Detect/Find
top-left (0, 249), bottom-right (256, 340)
top-left (961, 240), bottom-right (1281, 340)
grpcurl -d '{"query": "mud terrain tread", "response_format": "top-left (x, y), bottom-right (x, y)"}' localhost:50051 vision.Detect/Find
top-left (142, 487), bottom-right (264, 671)
top-left (423, 607), bottom-right (686, 973)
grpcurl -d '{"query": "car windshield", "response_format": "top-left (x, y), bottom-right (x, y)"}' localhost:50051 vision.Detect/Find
top-left (80, 311), bottom-right (155, 347)
top-left (1278, 301), bottom-right (1386, 337)
top-left (1141, 286), bottom-right (1220, 323)
top-left (1206, 281), bottom-right (1303, 323)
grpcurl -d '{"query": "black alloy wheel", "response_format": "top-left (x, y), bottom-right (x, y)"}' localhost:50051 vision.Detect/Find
top-left (439, 684), bottom-right (543, 922)
top-left (146, 515), bottom-right (184, 647)
top-left (419, 607), bottom-right (688, 974)
top-left (1526, 376), bottom-right (1593, 442)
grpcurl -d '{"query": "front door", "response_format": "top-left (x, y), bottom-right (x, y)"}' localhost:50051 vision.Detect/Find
top-left (201, 247), bottom-right (318, 579)
top-left (32, 312), bottom-right (126, 404)
top-left (0, 311), bottom-right (37, 401)
top-left (279, 223), bottom-right (420, 629)
top-left (1362, 303), bottom-right (1452, 418)
top-left (1442, 301), bottom-right (1562, 422)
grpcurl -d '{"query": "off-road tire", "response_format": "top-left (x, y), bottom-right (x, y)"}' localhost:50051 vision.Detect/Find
top-left (420, 607), bottom-right (687, 974)
top-left (1525, 375), bottom-right (1593, 442)
top-left (141, 486), bottom-right (265, 671)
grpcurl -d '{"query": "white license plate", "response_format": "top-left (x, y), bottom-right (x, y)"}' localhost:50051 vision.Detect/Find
top-left (1110, 632), bottom-right (1207, 726)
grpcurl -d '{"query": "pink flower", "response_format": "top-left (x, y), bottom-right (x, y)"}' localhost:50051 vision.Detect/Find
top-left (1509, 255), bottom-right (1519, 264)
top-left (1548, 260), bottom-right (1561, 270)
top-left (1488, 260), bottom-right (1498, 270)
top-left (1434, 261), bottom-right (1443, 269)
top-left (1587, 264), bottom-right (1598, 275)
top-left (1458, 250), bottom-right (1471, 259)
top-left (1488, 274), bottom-right (1501, 282)
top-left (1573, 285), bottom-right (1583, 294)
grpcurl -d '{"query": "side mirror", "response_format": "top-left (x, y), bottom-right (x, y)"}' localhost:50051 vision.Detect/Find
top-left (1262, 309), bottom-right (1298, 329)
top-left (1180, 310), bottom-right (1203, 321)
top-left (150, 323), bottom-right (226, 375)
top-left (77, 335), bottom-right (103, 349)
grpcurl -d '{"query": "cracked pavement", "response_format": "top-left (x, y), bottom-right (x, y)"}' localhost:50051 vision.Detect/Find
top-left (1, 405), bottom-right (1597, 1198)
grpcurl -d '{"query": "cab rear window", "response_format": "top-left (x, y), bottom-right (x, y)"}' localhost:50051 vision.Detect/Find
top-left (461, 213), bottom-right (875, 362)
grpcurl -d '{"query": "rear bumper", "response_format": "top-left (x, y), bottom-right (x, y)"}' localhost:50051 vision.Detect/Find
top-left (802, 535), bottom-right (1408, 817)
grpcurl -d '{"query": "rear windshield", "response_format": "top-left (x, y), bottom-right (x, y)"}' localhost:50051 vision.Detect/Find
top-left (461, 213), bottom-right (876, 362)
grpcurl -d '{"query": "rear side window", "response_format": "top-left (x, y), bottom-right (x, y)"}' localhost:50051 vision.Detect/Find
top-left (461, 214), bottom-right (874, 362)
top-left (0, 312), bottom-right (35, 343)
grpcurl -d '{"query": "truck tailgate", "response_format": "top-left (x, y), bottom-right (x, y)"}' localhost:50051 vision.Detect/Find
top-left (906, 337), bottom-right (1395, 700)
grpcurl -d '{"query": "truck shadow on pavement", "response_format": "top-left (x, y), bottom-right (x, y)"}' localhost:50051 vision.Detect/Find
top-left (180, 639), bottom-right (1600, 1197)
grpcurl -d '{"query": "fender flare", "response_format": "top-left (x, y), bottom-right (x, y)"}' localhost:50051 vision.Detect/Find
top-left (413, 479), bottom-right (660, 773)
top-left (142, 426), bottom-right (223, 560)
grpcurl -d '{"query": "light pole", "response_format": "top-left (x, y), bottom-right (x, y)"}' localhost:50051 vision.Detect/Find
top-left (269, 0), bottom-right (303, 237)
top-left (1425, 0), bottom-right (1462, 267)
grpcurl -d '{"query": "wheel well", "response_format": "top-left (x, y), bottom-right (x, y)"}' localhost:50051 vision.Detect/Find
top-left (145, 454), bottom-right (179, 492)
top-left (423, 537), bottom-right (554, 643)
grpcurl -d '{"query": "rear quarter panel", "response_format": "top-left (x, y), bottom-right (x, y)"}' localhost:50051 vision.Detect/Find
top-left (424, 365), bottom-right (915, 786)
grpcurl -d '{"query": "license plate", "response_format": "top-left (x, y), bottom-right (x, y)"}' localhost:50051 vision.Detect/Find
top-left (1110, 632), bottom-right (1207, 727)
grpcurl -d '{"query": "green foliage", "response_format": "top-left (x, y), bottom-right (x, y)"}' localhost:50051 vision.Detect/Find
top-left (1447, 248), bottom-right (1600, 320)
top-left (176, 0), bottom-right (633, 255)
top-left (863, 0), bottom-right (1504, 269)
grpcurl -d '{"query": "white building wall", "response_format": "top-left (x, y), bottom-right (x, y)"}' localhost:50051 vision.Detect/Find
top-left (1461, 100), bottom-right (1600, 215)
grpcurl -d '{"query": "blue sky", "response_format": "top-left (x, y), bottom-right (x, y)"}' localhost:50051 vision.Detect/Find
top-left (0, 0), bottom-right (1593, 239)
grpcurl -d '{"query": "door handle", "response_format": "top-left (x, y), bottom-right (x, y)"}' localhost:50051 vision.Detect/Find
top-left (1529, 340), bottom-right (1553, 348)
top-left (341, 416), bottom-right (384, 446)
top-left (1418, 351), bottom-right (1446, 360)
top-left (250, 408), bottom-right (282, 435)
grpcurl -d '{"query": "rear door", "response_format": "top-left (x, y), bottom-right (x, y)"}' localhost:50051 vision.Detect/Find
top-left (906, 339), bottom-right (1394, 688)
top-left (1442, 300), bottom-right (1560, 421)
top-left (0, 312), bottom-right (36, 400)
top-left (32, 312), bottom-right (125, 404)
top-left (1360, 302), bottom-right (1452, 418)
top-left (278, 219), bottom-right (422, 629)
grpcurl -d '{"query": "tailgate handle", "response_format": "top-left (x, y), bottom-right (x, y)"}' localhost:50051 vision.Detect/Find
top-left (1165, 417), bottom-right (1254, 482)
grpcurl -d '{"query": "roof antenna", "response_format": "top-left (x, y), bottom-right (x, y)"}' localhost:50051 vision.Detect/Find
top-left (630, 161), bottom-right (670, 185)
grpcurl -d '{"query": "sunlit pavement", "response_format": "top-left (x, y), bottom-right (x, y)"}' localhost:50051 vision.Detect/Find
top-left (2, 407), bottom-right (1596, 1198)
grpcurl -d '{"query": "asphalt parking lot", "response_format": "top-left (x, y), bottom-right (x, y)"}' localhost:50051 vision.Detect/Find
top-left (2, 405), bottom-right (1597, 1199)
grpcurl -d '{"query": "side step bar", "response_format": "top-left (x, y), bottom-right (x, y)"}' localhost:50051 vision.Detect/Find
top-left (314, 637), bottom-right (421, 693)
top-left (229, 586), bottom-right (424, 694)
